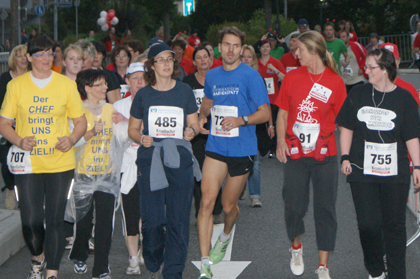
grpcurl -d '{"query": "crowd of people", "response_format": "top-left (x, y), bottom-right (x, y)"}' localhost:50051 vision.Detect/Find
top-left (0, 17), bottom-right (420, 279)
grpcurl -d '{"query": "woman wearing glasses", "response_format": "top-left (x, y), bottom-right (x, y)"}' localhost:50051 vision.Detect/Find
top-left (337, 48), bottom-right (420, 279)
top-left (128, 43), bottom-right (200, 278)
top-left (0, 35), bottom-right (87, 279)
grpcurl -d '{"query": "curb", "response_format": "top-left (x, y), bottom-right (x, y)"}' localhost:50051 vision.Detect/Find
top-left (0, 209), bottom-right (25, 266)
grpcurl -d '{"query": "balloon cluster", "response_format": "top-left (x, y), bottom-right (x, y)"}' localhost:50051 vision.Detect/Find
top-left (97, 10), bottom-right (119, 32)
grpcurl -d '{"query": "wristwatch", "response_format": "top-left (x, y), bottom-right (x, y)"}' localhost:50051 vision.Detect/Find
top-left (242, 115), bottom-right (249, 126)
top-left (413, 166), bottom-right (420, 170)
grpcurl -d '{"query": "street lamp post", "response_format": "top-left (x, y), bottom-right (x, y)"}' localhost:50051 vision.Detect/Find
top-left (320, 0), bottom-right (324, 24)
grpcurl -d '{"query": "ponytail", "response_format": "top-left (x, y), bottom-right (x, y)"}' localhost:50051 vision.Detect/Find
top-left (323, 50), bottom-right (339, 75)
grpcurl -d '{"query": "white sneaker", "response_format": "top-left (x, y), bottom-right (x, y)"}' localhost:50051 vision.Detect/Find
top-left (138, 246), bottom-right (145, 265)
top-left (289, 247), bottom-right (304, 276)
top-left (368, 273), bottom-right (386, 279)
top-left (315, 266), bottom-right (331, 279)
top-left (126, 255), bottom-right (141, 275)
top-left (27, 260), bottom-right (46, 279)
top-left (65, 237), bottom-right (74, 250)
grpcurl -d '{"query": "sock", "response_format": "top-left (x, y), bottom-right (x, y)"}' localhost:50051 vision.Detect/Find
top-left (201, 256), bottom-right (210, 267)
top-left (291, 242), bottom-right (302, 250)
top-left (218, 231), bottom-right (230, 243)
top-left (318, 264), bottom-right (328, 269)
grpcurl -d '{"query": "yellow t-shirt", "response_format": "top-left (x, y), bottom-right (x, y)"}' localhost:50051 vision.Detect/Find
top-left (0, 71), bottom-right (85, 173)
top-left (77, 104), bottom-right (114, 175)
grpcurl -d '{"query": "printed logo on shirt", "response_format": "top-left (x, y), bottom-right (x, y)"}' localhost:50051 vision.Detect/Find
top-left (357, 106), bottom-right (396, 131)
top-left (213, 84), bottom-right (240, 96)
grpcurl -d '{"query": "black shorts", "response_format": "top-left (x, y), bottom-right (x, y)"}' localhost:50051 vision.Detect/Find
top-left (206, 151), bottom-right (254, 177)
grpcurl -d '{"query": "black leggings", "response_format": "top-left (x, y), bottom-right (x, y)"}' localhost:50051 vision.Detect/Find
top-left (0, 142), bottom-right (14, 191)
top-left (15, 169), bottom-right (74, 270)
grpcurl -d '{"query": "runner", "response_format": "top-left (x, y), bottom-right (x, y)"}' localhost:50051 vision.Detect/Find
top-left (202, 42), bottom-right (223, 69)
top-left (196, 26), bottom-right (270, 279)
top-left (275, 30), bottom-right (346, 279)
top-left (338, 31), bottom-right (367, 92)
top-left (172, 39), bottom-right (194, 75)
top-left (0, 35), bottom-right (87, 279)
top-left (128, 43), bottom-right (200, 278)
top-left (254, 32), bottom-right (289, 61)
top-left (280, 33), bottom-right (301, 73)
top-left (324, 22), bottom-right (349, 74)
top-left (110, 45), bottom-right (132, 98)
top-left (51, 41), bottom-right (64, 74)
top-left (61, 44), bottom-right (84, 81)
top-left (182, 46), bottom-right (223, 223)
top-left (344, 20), bottom-right (358, 42)
top-left (337, 48), bottom-right (420, 279)
top-left (113, 63), bottom-right (148, 275)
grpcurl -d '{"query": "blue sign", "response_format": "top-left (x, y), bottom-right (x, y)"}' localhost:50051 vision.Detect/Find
top-left (35, 4), bottom-right (45, 17)
top-left (57, 0), bottom-right (72, 8)
top-left (183, 0), bottom-right (194, 16)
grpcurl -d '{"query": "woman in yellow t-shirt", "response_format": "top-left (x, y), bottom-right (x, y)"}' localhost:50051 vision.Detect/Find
top-left (0, 35), bottom-right (87, 279)
top-left (68, 69), bottom-right (128, 279)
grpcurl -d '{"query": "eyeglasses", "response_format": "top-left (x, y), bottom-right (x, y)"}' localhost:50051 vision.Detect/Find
top-left (154, 57), bottom-right (175, 64)
top-left (364, 65), bottom-right (380, 70)
top-left (91, 82), bottom-right (108, 87)
top-left (32, 52), bottom-right (55, 58)
top-left (116, 54), bottom-right (128, 58)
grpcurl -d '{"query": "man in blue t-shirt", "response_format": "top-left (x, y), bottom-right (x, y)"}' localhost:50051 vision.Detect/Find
top-left (196, 26), bottom-right (270, 279)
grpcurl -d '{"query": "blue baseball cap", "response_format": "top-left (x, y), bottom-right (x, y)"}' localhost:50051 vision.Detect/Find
top-left (297, 19), bottom-right (309, 26)
top-left (148, 37), bottom-right (165, 47)
top-left (148, 43), bottom-right (175, 59)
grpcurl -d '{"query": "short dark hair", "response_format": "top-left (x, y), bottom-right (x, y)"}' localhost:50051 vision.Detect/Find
top-left (201, 42), bottom-right (213, 49)
top-left (123, 40), bottom-right (144, 55)
top-left (144, 56), bottom-right (180, 86)
top-left (92, 41), bottom-right (106, 58)
top-left (367, 48), bottom-right (397, 82)
top-left (172, 39), bottom-right (187, 50)
top-left (27, 34), bottom-right (54, 55)
top-left (339, 30), bottom-right (349, 36)
top-left (53, 41), bottom-right (65, 52)
top-left (76, 69), bottom-right (107, 99)
top-left (324, 22), bottom-right (335, 30)
top-left (219, 26), bottom-right (246, 46)
top-left (193, 46), bottom-right (210, 61)
top-left (111, 45), bottom-right (132, 65)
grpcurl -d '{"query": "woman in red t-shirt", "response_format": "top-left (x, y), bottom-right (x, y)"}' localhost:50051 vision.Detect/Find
top-left (345, 21), bottom-right (358, 42)
top-left (172, 39), bottom-right (194, 75)
top-left (274, 30), bottom-right (346, 279)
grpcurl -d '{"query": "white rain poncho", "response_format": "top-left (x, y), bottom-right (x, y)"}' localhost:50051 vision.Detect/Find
top-left (65, 101), bottom-right (131, 222)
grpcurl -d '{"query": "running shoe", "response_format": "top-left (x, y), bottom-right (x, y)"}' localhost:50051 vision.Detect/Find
top-left (368, 273), bottom-right (386, 279)
top-left (209, 238), bottom-right (230, 264)
top-left (47, 277), bottom-right (57, 279)
top-left (93, 273), bottom-right (112, 279)
top-left (89, 238), bottom-right (95, 253)
top-left (27, 260), bottom-right (45, 279)
top-left (315, 266), bottom-right (331, 279)
top-left (198, 263), bottom-right (213, 279)
top-left (65, 237), bottom-right (74, 250)
top-left (289, 247), bottom-right (304, 276)
top-left (138, 246), bottom-right (145, 265)
top-left (73, 260), bottom-right (87, 274)
top-left (147, 270), bottom-right (162, 279)
top-left (126, 255), bottom-right (141, 275)
top-left (251, 198), bottom-right (262, 208)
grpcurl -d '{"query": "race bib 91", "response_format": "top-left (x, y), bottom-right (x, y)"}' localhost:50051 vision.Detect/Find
top-left (148, 106), bottom-right (184, 139)
top-left (7, 145), bottom-right (33, 174)
top-left (210, 105), bottom-right (239, 137)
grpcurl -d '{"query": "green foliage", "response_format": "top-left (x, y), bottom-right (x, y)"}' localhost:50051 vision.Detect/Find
top-left (63, 34), bottom-right (78, 46)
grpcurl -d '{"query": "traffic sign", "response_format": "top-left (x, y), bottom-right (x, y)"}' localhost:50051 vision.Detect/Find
top-left (36, 5), bottom-right (45, 17)
top-left (0, 9), bottom-right (8, 21)
top-left (183, 0), bottom-right (194, 16)
top-left (74, 0), bottom-right (80, 7)
top-left (57, 0), bottom-right (72, 8)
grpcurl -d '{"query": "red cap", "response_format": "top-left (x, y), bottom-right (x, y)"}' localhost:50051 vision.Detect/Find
top-left (380, 43), bottom-right (400, 60)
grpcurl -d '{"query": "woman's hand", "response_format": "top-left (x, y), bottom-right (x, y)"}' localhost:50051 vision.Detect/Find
top-left (19, 136), bottom-right (36, 151)
top-left (184, 127), bottom-right (195, 141)
top-left (276, 140), bottom-right (289, 163)
top-left (92, 119), bottom-right (103, 135)
top-left (267, 63), bottom-right (278, 72)
top-left (413, 169), bottom-right (420, 190)
top-left (141, 135), bottom-right (153, 148)
top-left (55, 136), bottom-right (74, 152)
top-left (341, 160), bottom-right (352, 175)
top-left (198, 116), bottom-right (209, 135)
top-left (268, 126), bottom-right (275, 139)
top-left (261, 32), bottom-right (269, 40)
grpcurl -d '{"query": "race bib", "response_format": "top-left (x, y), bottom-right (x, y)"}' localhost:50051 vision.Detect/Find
top-left (286, 67), bottom-right (297, 73)
top-left (264, 78), bottom-right (275, 95)
top-left (342, 66), bottom-right (353, 76)
top-left (363, 141), bottom-right (397, 176)
top-left (309, 83), bottom-right (332, 103)
top-left (7, 145), bottom-right (33, 174)
top-left (210, 105), bottom-right (239, 137)
top-left (120, 85), bottom-right (129, 98)
top-left (148, 106), bottom-right (184, 139)
top-left (193, 89), bottom-right (205, 112)
top-left (292, 121), bottom-right (320, 154)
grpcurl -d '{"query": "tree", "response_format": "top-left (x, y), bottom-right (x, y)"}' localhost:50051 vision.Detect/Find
top-left (264, 0), bottom-right (272, 32)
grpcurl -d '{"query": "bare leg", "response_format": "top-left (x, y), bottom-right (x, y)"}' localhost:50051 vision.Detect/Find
top-left (318, 250), bottom-right (329, 266)
top-left (293, 236), bottom-right (300, 247)
top-left (124, 235), bottom-right (140, 256)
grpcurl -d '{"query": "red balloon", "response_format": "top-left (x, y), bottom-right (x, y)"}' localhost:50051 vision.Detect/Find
top-left (107, 22), bottom-right (111, 28)
top-left (107, 9), bottom-right (116, 20)
top-left (269, 28), bottom-right (272, 31)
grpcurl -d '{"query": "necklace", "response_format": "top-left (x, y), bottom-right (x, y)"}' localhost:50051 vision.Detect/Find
top-left (308, 68), bottom-right (325, 84)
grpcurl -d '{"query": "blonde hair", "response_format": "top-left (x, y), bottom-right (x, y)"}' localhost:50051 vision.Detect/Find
top-left (61, 44), bottom-right (84, 75)
top-left (8, 45), bottom-right (28, 71)
top-left (133, 50), bottom-right (148, 63)
top-left (242, 45), bottom-right (258, 70)
top-left (298, 30), bottom-right (339, 75)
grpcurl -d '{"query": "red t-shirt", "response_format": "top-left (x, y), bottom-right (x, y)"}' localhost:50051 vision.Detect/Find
top-left (187, 36), bottom-right (201, 48)
top-left (280, 52), bottom-right (301, 72)
top-left (274, 66), bottom-right (346, 157)
top-left (210, 58), bottom-right (223, 69)
top-left (183, 45), bottom-right (194, 62)
top-left (414, 33), bottom-right (420, 48)
top-left (258, 56), bottom-right (286, 104)
top-left (395, 77), bottom-right (420, 107)
top-left (349, 31), bottom-right (358, 42)
top-left (180, 57), bottom-right (194, 75)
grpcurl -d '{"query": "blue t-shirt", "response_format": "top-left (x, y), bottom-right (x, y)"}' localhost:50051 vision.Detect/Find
top-left (204, 62), bottom-right (269, 157)
top-left (130, 80), bottom-right (198, 139)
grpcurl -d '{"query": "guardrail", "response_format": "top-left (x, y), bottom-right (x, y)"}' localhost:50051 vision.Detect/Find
top-left (0, 52), bottom-right (9, 74)
top-left (359, 34), bottom-right (415, 64)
